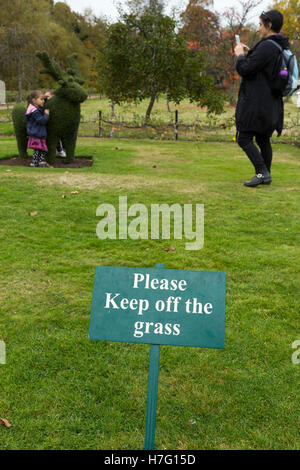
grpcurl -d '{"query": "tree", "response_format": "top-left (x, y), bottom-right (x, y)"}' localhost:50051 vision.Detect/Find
top-left (98, 12), bottom-right (225, 121)
top-left (0, 23), bottom-right (47, 100)
top-left (271, 0), bottom-right (300, 58)
top-left (0, 0), bottom-right (53, 96)
top-left (117, 0), bottom-right (166, 17)
top-left (180, 0), bottom-right (220, 48)
top-left (218, 1), bottom-right (264, 102)
top-left (272, 0), bottom-right (300, 41)
top-left (179, 0), bottom-right (265, 104)
top-left (0, 0), bottom-right (108, 93)
top-left (179, 0), bottom-right (223, 94)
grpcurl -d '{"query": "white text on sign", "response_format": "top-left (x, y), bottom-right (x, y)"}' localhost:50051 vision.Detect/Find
top-left (103, 272), bottom-right (214, 339)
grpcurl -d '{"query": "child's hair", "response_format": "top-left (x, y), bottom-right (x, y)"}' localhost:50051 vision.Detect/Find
top-left (27, 90), bottom-right (43, 105)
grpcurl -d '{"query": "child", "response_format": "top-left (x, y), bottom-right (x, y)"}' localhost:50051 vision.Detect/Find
top-left (44, 90), bottom-right (66, 157)
top-left (26, 90), bottom-right (50, 168)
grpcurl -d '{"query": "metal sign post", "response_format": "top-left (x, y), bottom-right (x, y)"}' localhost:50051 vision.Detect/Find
top-left (144, 263), bottom-right (163, 450)
top-left (144, 343), bottom-right (160, 450)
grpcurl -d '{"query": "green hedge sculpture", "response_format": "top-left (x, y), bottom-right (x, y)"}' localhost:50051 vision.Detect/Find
top-left (12, 52), bottom-right (88, 164)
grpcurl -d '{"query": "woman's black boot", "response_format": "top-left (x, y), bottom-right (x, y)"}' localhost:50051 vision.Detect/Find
top-left (244, 171), bottom-right (272, 187)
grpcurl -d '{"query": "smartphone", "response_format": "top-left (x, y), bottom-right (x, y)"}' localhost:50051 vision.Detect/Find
top-left (235, 34), bottom-right (241, 44)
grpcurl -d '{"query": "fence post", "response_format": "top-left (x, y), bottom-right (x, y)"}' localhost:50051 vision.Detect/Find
top-left (99, 110), bottom-right (103, 137)
top-left (174, 110), bottom-right (178, 141)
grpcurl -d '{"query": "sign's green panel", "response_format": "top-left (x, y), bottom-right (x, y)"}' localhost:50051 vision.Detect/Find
top-left (89, 266), bottom-right (226, 348)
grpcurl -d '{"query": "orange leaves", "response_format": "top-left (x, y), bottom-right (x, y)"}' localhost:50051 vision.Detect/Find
top-left (0, 418), bottom-right (12, 428)
top-left (164, 246), bottom-right (176, 252)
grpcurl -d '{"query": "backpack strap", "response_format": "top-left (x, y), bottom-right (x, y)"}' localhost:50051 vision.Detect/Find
top-left (266, 39), bottom-right (295, 69)
top-left (265, 39), bottom-right (283, 52)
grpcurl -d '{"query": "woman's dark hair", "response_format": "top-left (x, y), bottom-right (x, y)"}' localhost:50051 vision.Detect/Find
top-left (27, 90), bottom-right (42, 105)
top-left (260, 10), bottom-right (283, 33)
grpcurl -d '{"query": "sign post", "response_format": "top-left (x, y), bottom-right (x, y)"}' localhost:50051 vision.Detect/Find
top-left (144, 263), bottom-right (164, 450)
top-left (89, 264), bottom-right (226, 449)
top-left (144, 343), bottom-right (160, 450)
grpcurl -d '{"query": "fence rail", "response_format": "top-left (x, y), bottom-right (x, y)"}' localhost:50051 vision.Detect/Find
top-left (1, 108), bottom-right (300, 142)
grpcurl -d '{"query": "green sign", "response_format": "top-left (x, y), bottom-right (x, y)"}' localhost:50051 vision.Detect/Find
top-left (89, 265), bottom-right (226, 450)
top-left (89, 266), bottom-right (226, 349)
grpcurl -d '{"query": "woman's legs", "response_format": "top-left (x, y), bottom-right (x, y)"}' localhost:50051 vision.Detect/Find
top-left (255, 133), bottom-right (273, 173)
top-left (237, 131), bottom-right (272, 186)
top-left (237, 131), bottom-right (269, 174)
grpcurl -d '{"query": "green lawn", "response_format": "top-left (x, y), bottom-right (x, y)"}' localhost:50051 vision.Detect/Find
top-left (0, 136), bottom-right (299, 450)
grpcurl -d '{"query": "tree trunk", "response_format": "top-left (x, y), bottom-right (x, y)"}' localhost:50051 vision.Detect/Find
top-left (111, 101), bottom-right (116, 117)
top-left (145, 89), bottom-right (157, 123)
top-left (17, 58), bottom-right (23, 103)
top-left (166, 91), bottom-right (171, 112)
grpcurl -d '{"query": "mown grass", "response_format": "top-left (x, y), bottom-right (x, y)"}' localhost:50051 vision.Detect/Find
top-left (0, 136), bottom-right (299, 450)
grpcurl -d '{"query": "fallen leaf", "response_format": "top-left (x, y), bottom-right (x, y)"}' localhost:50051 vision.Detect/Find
top-left (164, 246), bottom-right (176, 252)
top-left (188, 419), bottom-right (196, 425)
top-left (71, 191), bottom-right (79, 194)
top-left (0, 418), bottom-right (12, 428)
top-left (30, 211), bottom-right (38, 216)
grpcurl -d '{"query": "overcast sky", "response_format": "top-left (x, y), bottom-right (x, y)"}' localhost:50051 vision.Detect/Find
top-left (59, 0), bottom-right (271, 24)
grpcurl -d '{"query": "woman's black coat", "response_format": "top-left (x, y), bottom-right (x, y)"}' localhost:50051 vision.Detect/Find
top-left (235, 34), bottom-right (290, 136)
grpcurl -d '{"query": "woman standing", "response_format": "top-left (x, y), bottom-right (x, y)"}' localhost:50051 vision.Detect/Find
top-left (235, 10), bottom-right (290, 187)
